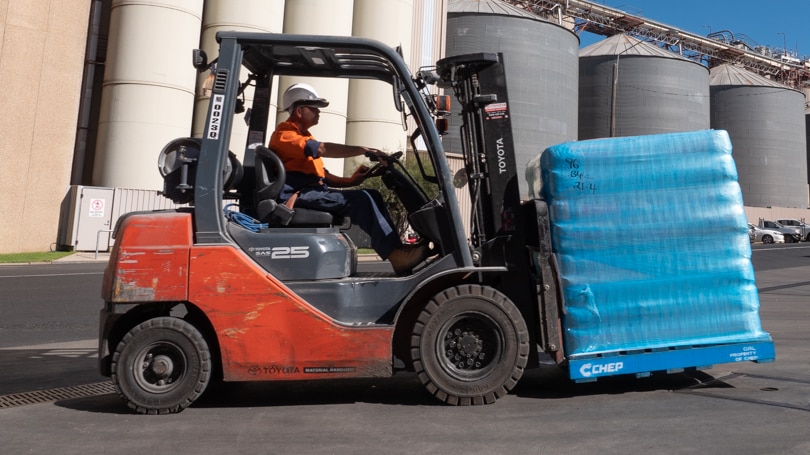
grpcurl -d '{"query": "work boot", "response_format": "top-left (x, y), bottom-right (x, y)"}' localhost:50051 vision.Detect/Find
top-left (388, 244), bottom-right (428, 275)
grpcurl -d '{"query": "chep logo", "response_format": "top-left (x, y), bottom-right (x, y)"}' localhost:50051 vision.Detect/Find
top-left (579, 361), bottom-right (624, 378)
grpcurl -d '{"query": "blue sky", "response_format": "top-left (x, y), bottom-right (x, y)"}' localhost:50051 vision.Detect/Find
top-left (579, 1), bottom-right (810, 59)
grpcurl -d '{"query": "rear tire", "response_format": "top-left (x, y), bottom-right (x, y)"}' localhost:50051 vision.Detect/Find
top-left (411, 285), bottom-right (529, 405)
top-left (111, 317), bottom-right (211, 414)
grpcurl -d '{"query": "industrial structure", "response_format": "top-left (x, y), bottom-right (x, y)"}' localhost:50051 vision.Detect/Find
top-left (2, 0), bottom-right (809, 254)
top-left (507, 0), bottom-right (810, 94)
top-left (578, 34), bottom-right (710, 140)
top-left (507, 0), bottom-right (810, 213)
top-left (710, 64), bottom-right (808, 208)
top-left (444, 0), bottom-right (579, 198)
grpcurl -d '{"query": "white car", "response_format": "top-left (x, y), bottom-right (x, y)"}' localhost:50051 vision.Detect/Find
top-left (776, 219), bottom-right (810, 241)
top-left (748, 223), bottom-right (784, 244)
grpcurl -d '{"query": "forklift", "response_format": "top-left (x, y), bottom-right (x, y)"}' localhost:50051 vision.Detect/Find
top-left (98, 32), bottom-right (774, 414)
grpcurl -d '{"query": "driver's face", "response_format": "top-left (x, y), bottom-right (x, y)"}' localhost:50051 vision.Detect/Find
top-left (297, 105), bottom-right (320, 128)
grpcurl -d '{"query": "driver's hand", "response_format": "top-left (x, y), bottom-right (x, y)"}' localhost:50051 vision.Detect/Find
top-left (352, 165), bottom-right (371, 184)
top-left (363, 148), bottom-right (388, 165)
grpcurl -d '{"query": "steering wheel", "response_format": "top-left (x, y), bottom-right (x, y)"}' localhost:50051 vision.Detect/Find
top-left (365, 151), bottom-right (403, 178)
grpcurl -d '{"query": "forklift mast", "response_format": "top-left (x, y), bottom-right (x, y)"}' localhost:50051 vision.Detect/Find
top-left (436, 53), bottom-right (524, 262)
top-left (436, 53), bottom-right (554, 360)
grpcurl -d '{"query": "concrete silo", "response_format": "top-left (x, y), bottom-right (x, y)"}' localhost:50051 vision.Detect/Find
top-left (345, 0), bottom-right (414, 174)
top-left (93, 0), bottom-right (204, 190)
top-left (579, 34), bottom-right (710, 140)
top-left (281, 0), bottom-right (354, 175)
top-left (445, 0), bottom-right (579, 199)
top-left (710, 63), bottom-right (808, 208)
top-left (193, 0), bottom-right (286, 154)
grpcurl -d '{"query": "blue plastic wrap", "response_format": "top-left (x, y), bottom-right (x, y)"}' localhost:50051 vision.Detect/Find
top-left (539, 130), bottom-right (771, 358)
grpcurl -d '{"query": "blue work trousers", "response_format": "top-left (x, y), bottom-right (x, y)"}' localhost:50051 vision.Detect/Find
top-left (294, 188), bottom-right (400, 259)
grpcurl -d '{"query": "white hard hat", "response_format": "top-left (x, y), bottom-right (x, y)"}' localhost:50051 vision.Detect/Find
top-left (282, 82), bottom-right (329, 111)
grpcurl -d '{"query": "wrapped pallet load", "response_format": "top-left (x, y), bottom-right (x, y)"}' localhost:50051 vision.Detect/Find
top-left (538, 130), bottom-right (772, 359)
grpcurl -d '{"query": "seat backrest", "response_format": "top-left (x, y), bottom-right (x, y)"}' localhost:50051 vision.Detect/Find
top-left (253, 146), bottom-right (340, 227)
top-left (254, 146), bottom-right (286, 202)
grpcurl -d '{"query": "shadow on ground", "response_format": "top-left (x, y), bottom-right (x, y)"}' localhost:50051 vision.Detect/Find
top-left (0, 343), bottom-right (723, 414)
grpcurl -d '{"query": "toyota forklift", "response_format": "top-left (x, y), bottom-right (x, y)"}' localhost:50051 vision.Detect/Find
top-left (98, 32), bottom-right (774, 414)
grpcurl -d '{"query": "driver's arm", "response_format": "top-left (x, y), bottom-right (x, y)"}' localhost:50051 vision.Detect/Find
top-left (324, 166), bottom-right (370, 188)
top-left (320, 142), bottom-right (384, 160)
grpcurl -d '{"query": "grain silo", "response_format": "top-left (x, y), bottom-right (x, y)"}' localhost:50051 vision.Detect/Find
top-left (93, 0), bottom-right (204, 190)
top-left (445, 0), bottom-right (579, 199)
top-left (579, 34), bottom-right (710, 140)
top-left (710, 63), bottom-right (808, 208)
top-left (804, 87), bottom-right (810, 188)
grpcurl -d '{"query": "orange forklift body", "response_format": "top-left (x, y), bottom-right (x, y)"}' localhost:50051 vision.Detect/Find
top-left (103, 211), bottom-right (393, 382)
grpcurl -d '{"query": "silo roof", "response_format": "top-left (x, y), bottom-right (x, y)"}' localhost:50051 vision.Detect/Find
top-left (580, 34), bottom-right (690, 61)
top-left (709, 63), bottom-right (792, 89)
top-left (447, 0), bottom-right (543, 20)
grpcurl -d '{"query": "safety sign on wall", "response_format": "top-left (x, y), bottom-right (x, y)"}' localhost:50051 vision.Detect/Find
top-left (89, 198), bottom-right (106, 218)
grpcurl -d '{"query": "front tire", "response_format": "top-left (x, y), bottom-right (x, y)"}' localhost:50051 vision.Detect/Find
top-left (762, 235), bottom-right (773, 244)
top-left (411, 285), bottom-right (529, 405)
top-left (111, 317), bottom-right (211, 414)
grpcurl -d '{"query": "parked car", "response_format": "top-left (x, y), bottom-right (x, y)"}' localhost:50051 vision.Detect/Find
top-left (759, 220), bottom-right (800, 243)
top-left (775, 219), bottom-right (810, 241)
top-left (748, 223), bottom-right (785, 244)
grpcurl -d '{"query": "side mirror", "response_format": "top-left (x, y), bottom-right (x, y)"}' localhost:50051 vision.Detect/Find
top-left (453, 168), bottom-right (468, 189)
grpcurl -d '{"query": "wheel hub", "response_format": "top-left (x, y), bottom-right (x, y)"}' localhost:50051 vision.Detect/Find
top-left (446, 329), bottom-right (486, 369)
top-left (137, 349), bottom-right (181, 389)
top-left (146, 354), bottom-right (174, 379)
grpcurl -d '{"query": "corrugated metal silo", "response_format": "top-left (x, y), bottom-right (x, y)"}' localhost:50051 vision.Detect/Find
top-left (579, 34), bottom-right (710, 140)
top-left (445, 0), bottom-right (579, 199)
top-left (710, 63), bottom-right (808, 208)
top-left (804, 87), bottom-right (810, 189)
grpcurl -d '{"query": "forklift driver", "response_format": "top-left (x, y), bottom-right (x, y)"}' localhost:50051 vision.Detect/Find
top-left (269, 83), bottom-right (429, 275)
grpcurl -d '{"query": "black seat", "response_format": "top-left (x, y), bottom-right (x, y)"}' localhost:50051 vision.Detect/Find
top-left (253, 146), bottom-right (342, 226)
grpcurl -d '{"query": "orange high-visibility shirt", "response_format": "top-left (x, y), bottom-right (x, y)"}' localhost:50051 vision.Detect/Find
top-left (269, 120), bottom-right (325, 178)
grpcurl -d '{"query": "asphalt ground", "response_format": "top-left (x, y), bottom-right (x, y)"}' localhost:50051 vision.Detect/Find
top-left (1, 249), bottom-right (809, 454)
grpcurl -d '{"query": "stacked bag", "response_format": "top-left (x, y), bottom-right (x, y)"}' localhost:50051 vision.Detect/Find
top-left (536, 130), bottom-right (771, 357)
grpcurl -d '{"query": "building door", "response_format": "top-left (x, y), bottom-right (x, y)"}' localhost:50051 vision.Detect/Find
top-left (75, 186), bottom-right (114, 251)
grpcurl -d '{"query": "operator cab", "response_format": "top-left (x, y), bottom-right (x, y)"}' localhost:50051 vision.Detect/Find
top-left (159, 34), bottom-right (465, 281)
